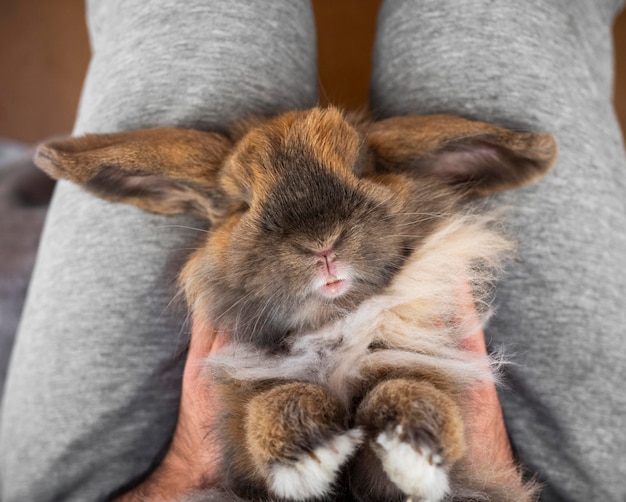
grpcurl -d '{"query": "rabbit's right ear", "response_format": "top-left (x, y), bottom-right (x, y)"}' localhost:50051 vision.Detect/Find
top-left (35, 128), bottom-right (233, 222)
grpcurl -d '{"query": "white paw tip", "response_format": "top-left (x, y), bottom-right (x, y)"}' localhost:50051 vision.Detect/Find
top-left (375, 425), bottom-right (449, 502)
top-left (269, 428), bottom-right (363, 500)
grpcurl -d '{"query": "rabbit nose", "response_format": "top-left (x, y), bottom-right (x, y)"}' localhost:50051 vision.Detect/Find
top-left (316, 249), bottom-right (338, 275)
top-left (317, 249), bottom-right (336, 261)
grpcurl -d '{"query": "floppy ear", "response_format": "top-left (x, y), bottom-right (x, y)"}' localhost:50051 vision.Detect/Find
top-left (35, 128), bottom-right (233, 221)
top-left (366, 115), bottom-right (557, 197)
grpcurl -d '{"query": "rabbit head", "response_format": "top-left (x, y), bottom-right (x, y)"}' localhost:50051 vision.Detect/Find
top-left (35, 107), bottom-right (556, 348)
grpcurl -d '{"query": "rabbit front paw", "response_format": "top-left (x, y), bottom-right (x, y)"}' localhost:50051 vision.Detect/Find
top-left (354, 378), bottom-right (466, 502)
top-left (269, 428), bottom-right (363, 500)
top-left (245, 382), bottom-right (360, 500)
top-left (374, 424), bottom-right (448, 502)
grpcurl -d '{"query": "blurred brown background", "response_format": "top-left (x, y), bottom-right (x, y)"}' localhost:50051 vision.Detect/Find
top-left (1, 0), bottom-right (625, 144)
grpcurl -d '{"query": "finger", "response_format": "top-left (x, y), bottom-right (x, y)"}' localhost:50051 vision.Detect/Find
top-left (460, 327), bottom-right (514, 465)
top-left (465, 382), bottom-right (513, 465)
top-left (459, 326), bottom-right (488, 354)
top-left (184, 317), bottom-right (228, 383)
top-left (175, 318), bottom-right (225, 484)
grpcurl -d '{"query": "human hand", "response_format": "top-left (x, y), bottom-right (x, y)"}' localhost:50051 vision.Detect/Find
top-left (460, 326), bottom-right (514, 467)
top-left (118, 304), bottom-right (513, 501)
top-left (448, 279), bottom-right (514, 468)
top-left (116, 318), bottom-right (225, 501)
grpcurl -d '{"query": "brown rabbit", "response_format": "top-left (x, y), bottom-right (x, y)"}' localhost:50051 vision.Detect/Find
top-left (35, 107), bottom-right (556, 502)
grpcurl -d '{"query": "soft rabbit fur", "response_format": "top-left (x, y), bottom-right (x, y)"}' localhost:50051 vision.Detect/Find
top-left (35, 107), bottom-right (557, 502)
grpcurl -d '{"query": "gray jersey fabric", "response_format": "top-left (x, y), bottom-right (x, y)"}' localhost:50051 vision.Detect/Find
top-left (0, 1), bottom-right (317, 501)
top-left (1, 0), bottom-right (625, 501)
top-left (370, 1), bottom-right (626, 500)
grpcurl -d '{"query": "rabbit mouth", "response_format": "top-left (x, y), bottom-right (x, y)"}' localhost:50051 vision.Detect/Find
top-left (318, 276), bottom-right (351, 299)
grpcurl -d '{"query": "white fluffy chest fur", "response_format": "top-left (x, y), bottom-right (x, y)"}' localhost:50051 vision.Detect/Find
top-left (205, 212), bottom-right (511, 406)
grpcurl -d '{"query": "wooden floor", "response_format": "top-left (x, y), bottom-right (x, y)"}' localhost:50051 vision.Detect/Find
top-left (1, 0), bottom-right (625, 144)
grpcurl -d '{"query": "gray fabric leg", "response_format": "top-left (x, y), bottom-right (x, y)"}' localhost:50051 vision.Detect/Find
top-left (370, 1), bottom-right (626, 500)
top-left (0, 1), bottom-right (317, 501)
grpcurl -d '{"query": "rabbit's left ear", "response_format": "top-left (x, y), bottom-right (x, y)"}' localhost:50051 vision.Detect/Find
top-left (366, 115), bottom-right (557, 197)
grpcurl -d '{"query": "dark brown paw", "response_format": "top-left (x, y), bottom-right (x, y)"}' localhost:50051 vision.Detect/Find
top-left (354, 378), bottom-right (466, 502)
top-left (245, 382), bottom-right (361, 500)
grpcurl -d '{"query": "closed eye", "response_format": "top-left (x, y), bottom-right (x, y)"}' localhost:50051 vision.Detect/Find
top-left (293, 242), bottom-right (316, 255)
top-left (236, 200), bottom-right (250, 213)
top-left (400, 242), bottom-right (414, 259)
top-left (334, 227), bottom-right (350, 248)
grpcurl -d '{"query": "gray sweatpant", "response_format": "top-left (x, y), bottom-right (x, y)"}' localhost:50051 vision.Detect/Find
top-left (1, 1), bottom-right (624, 501)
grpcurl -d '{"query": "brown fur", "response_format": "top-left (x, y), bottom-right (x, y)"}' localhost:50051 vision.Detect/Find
top-left (36, 128), bottom-right (233, 219)
top-left (350, 378), bottom-right (466, 502)
top-left (367, 115), bottom-right (557, 197)
top-left (358, 378), bottom-right (466, 462)
top-left (215, 379), bottom-right (351, 500)
top-left (246, 382), bottom-right (347, 468)
top-left (35, 106), bottom-right (556, 501)
top-left (351, 364), bottom-right (461, 414)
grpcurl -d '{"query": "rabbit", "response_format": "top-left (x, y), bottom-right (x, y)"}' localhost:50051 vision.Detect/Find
top-left (35, 106), bottom-right (557, 502)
